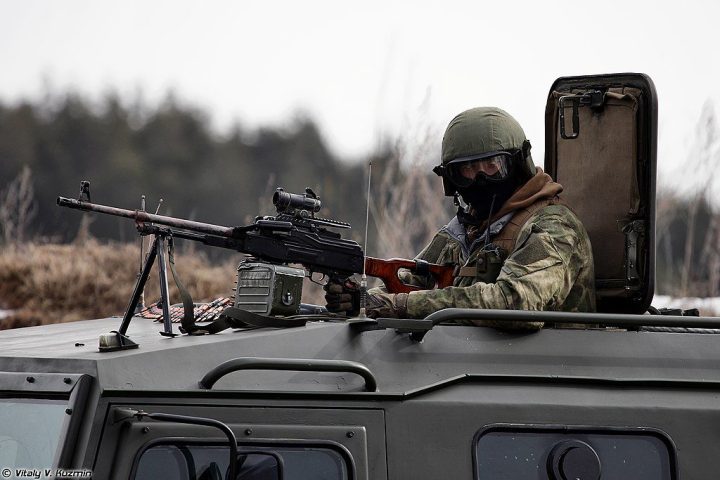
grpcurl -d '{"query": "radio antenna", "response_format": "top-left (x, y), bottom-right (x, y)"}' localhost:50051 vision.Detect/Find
top-left (359, 162), bottom-right (372, 318)
top-left (135, 195), bottom-right (147, 313)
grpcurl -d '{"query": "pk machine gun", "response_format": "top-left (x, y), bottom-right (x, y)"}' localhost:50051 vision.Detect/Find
top-left (57, 182), bottom-right (454, 351)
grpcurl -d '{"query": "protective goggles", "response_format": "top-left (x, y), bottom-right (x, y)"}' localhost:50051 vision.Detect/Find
top-left (442, 152), bottom-right (513, 188)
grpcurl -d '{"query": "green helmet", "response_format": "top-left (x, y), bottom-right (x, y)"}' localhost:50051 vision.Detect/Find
top-left (434, 107), bottom-right (535, 197)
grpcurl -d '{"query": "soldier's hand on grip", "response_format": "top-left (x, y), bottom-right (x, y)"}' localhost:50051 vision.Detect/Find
top-left (324, 278), bottom-right (361, 316)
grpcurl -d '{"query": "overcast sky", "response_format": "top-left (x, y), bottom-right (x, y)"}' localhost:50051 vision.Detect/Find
top-left (2, 0), bottom-right (719, 190)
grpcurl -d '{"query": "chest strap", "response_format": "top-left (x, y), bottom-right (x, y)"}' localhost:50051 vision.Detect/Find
top-left (492, 196), bottom-right (565, 252)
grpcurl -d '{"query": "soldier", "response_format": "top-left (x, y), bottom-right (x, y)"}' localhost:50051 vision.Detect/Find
top-left (326, 107), bottom-right (596, 329)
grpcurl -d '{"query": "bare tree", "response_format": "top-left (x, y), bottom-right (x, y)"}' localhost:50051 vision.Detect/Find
top-left (679, 100), bottom-right (720, 296)
top-left (369, 115), bottom-right (450, 260)
top-left (0, 166), bottom-right (38, 246)
top-left (702, 214), bottom-right (720, 297)
top-left (654, 187), bottom-right (678, 287)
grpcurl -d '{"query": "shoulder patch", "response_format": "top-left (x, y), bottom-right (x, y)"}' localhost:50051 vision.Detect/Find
top-left (417, 231), bottom-right (458, 264)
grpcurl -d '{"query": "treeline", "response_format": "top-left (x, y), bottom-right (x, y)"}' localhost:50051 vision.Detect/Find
top-left (0, 92), bottom-right (389, 247)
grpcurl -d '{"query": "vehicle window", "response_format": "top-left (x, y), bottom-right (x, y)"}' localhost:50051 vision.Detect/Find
top-left (134, 444), bottom-right (348, 480)
top-left (0, 398), bottom-right (68, 470)
top-left (474, 426), bottom-right (675, 480)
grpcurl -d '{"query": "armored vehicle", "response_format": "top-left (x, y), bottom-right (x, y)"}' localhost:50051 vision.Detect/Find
top-left (2, 73), bottom-right (718, 480)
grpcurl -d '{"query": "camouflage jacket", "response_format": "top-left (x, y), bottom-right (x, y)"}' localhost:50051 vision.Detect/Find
top-left (379, 201), bottom-right (596, 329)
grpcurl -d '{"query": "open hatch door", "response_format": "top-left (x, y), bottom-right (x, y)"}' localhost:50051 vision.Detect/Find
top-left (545, 73), bottom-right (658, 314)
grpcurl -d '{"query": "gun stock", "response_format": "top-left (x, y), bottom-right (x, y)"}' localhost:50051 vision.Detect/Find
top-left (365, 257), bottom-right (454, 294)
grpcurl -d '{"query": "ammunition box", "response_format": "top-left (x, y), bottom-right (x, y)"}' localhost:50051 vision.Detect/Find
top-left (234, 260), bottom-right (305, 316)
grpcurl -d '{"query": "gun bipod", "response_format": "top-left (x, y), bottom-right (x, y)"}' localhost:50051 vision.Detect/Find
top-left (99, 230), bottom-right (183, 351)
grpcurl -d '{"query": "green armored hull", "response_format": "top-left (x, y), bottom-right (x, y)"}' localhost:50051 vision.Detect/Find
top-left (1, 313), bottom-right (719, 479)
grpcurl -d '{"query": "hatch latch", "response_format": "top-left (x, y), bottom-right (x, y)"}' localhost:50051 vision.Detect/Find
top-left (558, 90), bottom-right (604, 139)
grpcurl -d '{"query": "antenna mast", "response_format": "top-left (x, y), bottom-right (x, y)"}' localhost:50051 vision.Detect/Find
top-left (359, 162), bottom-right (372, 318)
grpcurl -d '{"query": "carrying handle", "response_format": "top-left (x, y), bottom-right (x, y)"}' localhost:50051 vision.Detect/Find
top-left (199, 357), bottom-right (378, 392)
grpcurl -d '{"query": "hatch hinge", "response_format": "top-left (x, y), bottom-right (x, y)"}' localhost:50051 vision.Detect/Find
top-left (622, 220), bottom-right (645, 288)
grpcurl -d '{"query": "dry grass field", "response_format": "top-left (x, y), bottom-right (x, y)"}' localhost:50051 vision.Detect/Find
top-left (0, 239), bottom-right (330, 329)
top-left (0, 240), bottom-right (239, 329)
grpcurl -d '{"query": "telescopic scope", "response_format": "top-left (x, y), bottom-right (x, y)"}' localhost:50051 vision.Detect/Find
top-left (272, 188), bottom-right (322, 214)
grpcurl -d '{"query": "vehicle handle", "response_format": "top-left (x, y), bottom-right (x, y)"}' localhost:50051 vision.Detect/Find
top-left (199, 357), bottom-right (378, 392)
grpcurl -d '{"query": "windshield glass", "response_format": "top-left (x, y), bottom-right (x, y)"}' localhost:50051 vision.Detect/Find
top-left (134, 444), bottom-right (348, 480)
top-left (0, 398), bottom-right (68, 470)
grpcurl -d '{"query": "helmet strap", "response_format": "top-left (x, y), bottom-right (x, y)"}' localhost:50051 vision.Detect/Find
top-left (522, 139), bottom-right (532, 158)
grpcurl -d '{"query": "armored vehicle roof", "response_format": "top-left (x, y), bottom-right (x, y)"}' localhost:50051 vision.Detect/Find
top-left (2, 315), bottom-right (720, 396)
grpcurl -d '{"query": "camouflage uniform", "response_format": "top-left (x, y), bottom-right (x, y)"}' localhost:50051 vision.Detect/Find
top-left (400, 201), bottom-right (595, 328)
top-left (368, 198), bottom-right (595, 329)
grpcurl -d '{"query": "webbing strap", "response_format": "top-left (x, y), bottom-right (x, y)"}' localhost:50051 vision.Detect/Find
top-left (491, 196), bottom-right (565, 253)
top-left (179, 306), bottom-right (310, 335)
top-left (219, 307), bottom-right (309, 328)
top-left (166, 236), bottom-right (197, 333)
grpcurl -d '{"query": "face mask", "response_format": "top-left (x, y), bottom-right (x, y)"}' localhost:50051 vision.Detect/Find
top-left (457, 173), bottom-right (523, 224)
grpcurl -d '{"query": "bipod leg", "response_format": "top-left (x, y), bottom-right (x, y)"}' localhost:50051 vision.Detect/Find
top-left (156, 235), bottom-right (178, 337)
top-left (99, 235), bottom-right (160, 352)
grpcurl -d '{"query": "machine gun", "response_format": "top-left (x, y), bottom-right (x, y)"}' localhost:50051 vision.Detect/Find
top-left (57, 182), bottom-right (454, 349)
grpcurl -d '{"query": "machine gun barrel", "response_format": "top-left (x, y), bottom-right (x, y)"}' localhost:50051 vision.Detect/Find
top-left (57, 193), bottom-right (363, 278)
top-left (56, 197), bottom-right (235, 237)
